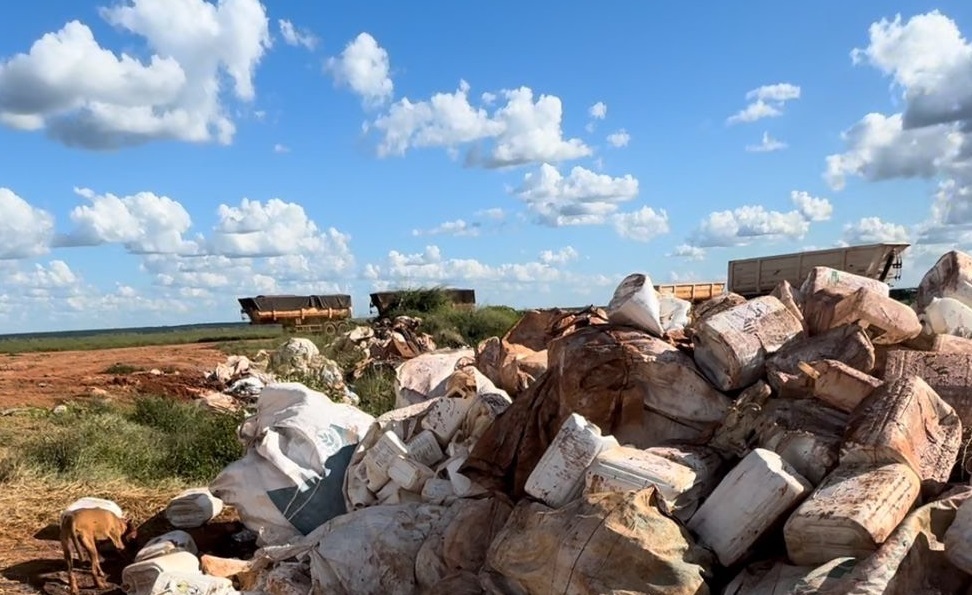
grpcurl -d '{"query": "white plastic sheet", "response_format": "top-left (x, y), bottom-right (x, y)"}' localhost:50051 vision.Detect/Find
top-left (209, 382), bottom-right (374, 546)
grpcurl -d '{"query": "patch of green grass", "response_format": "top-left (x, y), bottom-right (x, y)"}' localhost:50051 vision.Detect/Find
top-left (351, 365), bottom-right (397, 418)
top-left (102, 363), bottom-right (143, 375)
top-left (379, 287), bottom-right (522, 348)
top-left (9, 397), bottom-right (244, 485)
top-left (0, 324), bottom-right (287, 354)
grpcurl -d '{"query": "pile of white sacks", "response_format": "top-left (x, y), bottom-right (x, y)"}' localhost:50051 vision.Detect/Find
top-left (84, 250), bottom-right (972, 594)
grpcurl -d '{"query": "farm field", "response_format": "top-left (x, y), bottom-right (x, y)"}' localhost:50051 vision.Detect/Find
top-left (0, 301), bottom-right (520, 594)
top-left (0, 326), bottom-right (265, 594)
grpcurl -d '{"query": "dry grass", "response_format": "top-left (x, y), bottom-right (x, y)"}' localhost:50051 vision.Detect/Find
top-left (0, 472), bottom-right (184, 548)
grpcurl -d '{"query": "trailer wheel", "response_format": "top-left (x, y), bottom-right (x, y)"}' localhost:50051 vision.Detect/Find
top-left (323, 322), bottom-right (338, 336)
top-left (338, 321), bottom-right (352, 333)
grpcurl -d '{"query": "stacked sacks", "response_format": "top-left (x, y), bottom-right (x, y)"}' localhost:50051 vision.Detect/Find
top-left (237, 251), bottom-right (972, 594)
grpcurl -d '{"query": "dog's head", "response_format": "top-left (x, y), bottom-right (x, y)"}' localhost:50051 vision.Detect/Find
top-left (121, 518), bottom-right (138, 546)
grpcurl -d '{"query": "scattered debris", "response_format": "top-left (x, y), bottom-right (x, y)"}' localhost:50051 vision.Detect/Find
top-left (50, 248), bottom-right (972, 594)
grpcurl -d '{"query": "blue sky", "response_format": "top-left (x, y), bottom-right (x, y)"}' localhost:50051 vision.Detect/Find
top-left (1, 0), bottom-right (972, 332)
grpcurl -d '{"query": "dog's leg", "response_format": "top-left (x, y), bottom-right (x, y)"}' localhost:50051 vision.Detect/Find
top-left (79, 532), bottom-right (107, 589)
top-left (60, 519), bottom-right (80, 595)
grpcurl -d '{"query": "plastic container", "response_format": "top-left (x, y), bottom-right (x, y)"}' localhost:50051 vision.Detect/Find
top-left (799, 359), bottom-right (883, 413)
top-left (829, 288), bottom-right (923, 345)
top-left (657, 294), bottom-right (691, 333)
top-left (922, 296), bottom-right (972, 337)
top-left (406, 430), bottom-right (445, 468)
top-left (584, 447), bottom-right (696, 518)
top-left (687, 448), bottom-right (812, 567)
top-left (945, 496), bottom-right (972, 574)
top-left (524, 413), bottom-right (619, 508)
top-left (148, 571), bottom-right (234, 595)
top-left (362, 430), bottom-right (409, 492)
top-left (784, 463), bottom-right (920, 566)
top-left (605, 273), bottom-right (664, 337)
top-left (134, 530), bottom-right (198, 563)
top-left (842, 375), bottom-right (962, 485)
top-left (388, 457), bottom-right (435, 492)
top-left (693, 296), bottom-right (805, 391)
top-left (800, 266), bottom-right (891, 299)
top-left (121, 551), bottom-right (200, 595)
top-left (165, 488), bottom-right (224, 529)
top-left (420, 396), bottom-right (475, 444)
top-left (917, 250), bottom-right (972, 312)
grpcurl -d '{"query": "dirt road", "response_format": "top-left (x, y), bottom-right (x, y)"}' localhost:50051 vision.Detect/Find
top-left (0, 343), bottom-right (227, 409)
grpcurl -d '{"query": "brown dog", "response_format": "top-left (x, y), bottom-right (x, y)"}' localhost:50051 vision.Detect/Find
top-left (60, 508), bottom-right (137, 594)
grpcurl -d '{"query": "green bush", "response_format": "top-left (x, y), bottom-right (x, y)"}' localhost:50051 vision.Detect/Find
top-left (352, 365), bottom-right (397, 418)
top-left (18, 398), bottom-right (244, 485)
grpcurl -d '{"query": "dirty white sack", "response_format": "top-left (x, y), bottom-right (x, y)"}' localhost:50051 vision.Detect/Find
top-left (209, 382), bottom-right (375, 547)
top-left (606, 273), bottom-right (665, 337)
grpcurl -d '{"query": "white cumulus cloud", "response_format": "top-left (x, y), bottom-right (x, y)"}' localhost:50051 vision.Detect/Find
top-left (746, 131), bottom-right (788, 152)
top-left (278, 19), bottom-right (317, 50)
top-left (612, 207), bottom-right (670, 242)
top-left (843, 217), bottom-right (911, 244)
top-left (727, 83), bottom-right (801, 125)
top-left (589, 102), bottom-right (607, 120)
top-left (325, 32), bottom-right (394, 108)
top-left (412, 219), bottom-right (481, 237)
top-left (371, 80), bottom-right (591, 168)
top-left (538, 246), bottom-right (579, 266)
top-left (58, 187), bottom-right (196, 254)
top-left (0, 0), bottom-right (272, 149)
top-left (687, 191), bottom-right (833, 248)
top-left (0, 188), bottom-right (55, 259)
top-left (607, 129), bottom-right (631, 148)
top-left (512, 163), bottom-right (639, 226)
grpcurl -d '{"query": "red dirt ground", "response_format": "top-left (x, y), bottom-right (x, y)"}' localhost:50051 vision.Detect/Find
top-left (0, 343), bottom-right (228, 409)
top-left (0, 343), bottom-right (251, 594)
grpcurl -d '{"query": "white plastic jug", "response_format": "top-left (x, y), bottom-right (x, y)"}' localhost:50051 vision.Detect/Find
top-left (121, 551), bottom-right (200, 595)
top-left (921, 297), bottom-right (972, 337)
top-left (134, 530), bottom-right (198, 563)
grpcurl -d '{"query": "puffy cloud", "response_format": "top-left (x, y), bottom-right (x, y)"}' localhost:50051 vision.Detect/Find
top-left (512, 163), bottom-right (639, 226)
top-left (475, 207), bottom-right (506, 221)
top-left (687, 191), bottom-right (833, 248)
top-left (669, 244), bottom-right (706, 261)
top-left (273, 143), bottom-right (290, 153)
top-left (843, 217), bottom-right (911, 244)
top-left (278, 19), bottom-right (317, 50)
top-left (791, 190), bottom-right (833, 222)
top-left (538, 246), bottom-right (579, 266)
top-left (57, 187), bottom-right (196, 254)
top-left (325, 33), bottom-right (393, 107)
top-left (7, 260), bottom-right (81, 293)
top-left (371, 81), bottom-right (591, 168)
top-left (208, 198), bottom-right (354, 272)
top-left (824, 113), bottom-right (963, 190)
top-left (412, 219), bottom-right (481, 237)
top-left (0, 188), bottom-right (55, 259)
top-left (746, 131), bottom-right (788, 153)
top-left (589, 102), bottom-right (607, 120)
top-left (366, 244), bottom-right (613, 291)
top-left (826, 11), bottom-right (972, 191)
top-left (727, 83), bottom-right (801, 125)
top-left (612, 207), bottom-right (670, 242)
top-left (606, 129), bottom-right (631, 148)
top-left (0, 0), bottom-right (271, 149)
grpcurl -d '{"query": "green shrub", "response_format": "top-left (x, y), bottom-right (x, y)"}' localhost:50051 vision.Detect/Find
top-left (102, 363), bottom-right (143, 375)
top-left (352, 365), bottom-right (397, 418)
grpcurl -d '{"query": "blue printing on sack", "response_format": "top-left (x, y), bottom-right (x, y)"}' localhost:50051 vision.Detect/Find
top-left (265, 442), bottom-right (356, 535)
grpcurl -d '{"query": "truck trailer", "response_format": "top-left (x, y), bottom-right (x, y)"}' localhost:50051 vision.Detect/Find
top-left (238, 294), bottom-right (354, 334)
top-left (726, 242), bottom-right (910, 298)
